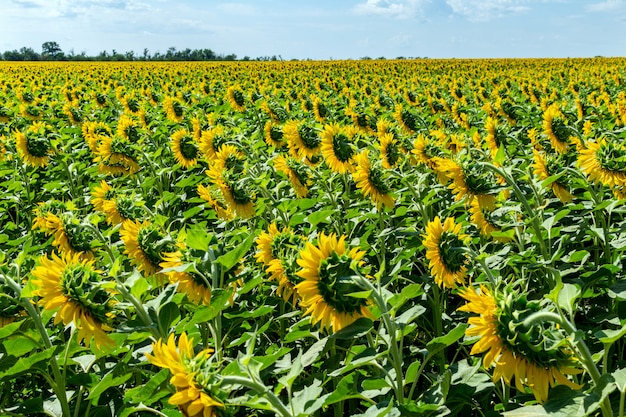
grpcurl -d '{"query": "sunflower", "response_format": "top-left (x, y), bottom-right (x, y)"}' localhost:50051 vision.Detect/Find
top-left (255, 223), bottom-right (305, 304)
top-left (532, 149), bottom-right (573, 203)
top-left (458, 285), bottom-right (583, 403)
top-left (264, 120), bottom-right (286, 148)
top-left (82, 121), bottom-right (112, 153)
top-left (377, 132), bottom-right (403, 169)
top-left (91, 180), bottom-right (115, 213)
top-left (411, 132), bottom-right (446, 174)
top-left (273, 154), bottom-right (311, 198)
top-left (442, 156), bottom-right (499, 207)
top-left (295, 232), bottom-right (374, 332)
top-left (44, 212), bottom-right (94, 258)
top-left (171, 128), bottom-right (200, 169)
top-left (216, 178), bottom-right (256, 219)
top-left (320, 123), bottom-right (356, 174)
top-left (31, 252), bottom-right (115, 349)
top-left (121, 93), bottom-right (142, 114)
top-left (352, 150), bottom-right (395, 210)
top-left (312, 97), bottom-right (329, 123)
top-left (578, 138), bottom-right (626, 188)
top-left (484, 117), bottom-right (506, 157)
top-left (101, 194), bottom-right (142, 226)
top-left (469, 198), bottom-right (512, 243)
top-left (146, 333), bottom-right (225, 417)
top-left (15, 122), bottom-right (54, 167)
top-left (542, 104), bottom-right (570, 154)
top-left (163, 96), bottom-right (185, 123)
top-left (284, 120), bottom-right (321, 159)
top-left (226, 85), bottom-right (246, 112)
top-left (116, 114), bottom-right (141, 143)
top-left (95, 135), bottom-right (140, 176)
top-left (423, 217), bottom-right (469, 289)
top-left (199, 125), bottom-right (227, 161)
top-left (121, 219), bottom-right (175, 281)
top-left (394, 104), bottom-right (420, 133)
top-left (62, 101), bottom-right (83, 125)
top-left (197, 184), bottom-right (234, 221)
top-left (160, 247), bottom-right (212, 306)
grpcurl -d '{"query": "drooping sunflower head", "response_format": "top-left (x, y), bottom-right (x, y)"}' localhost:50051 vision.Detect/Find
top-left (321, 123), bottom-right (356, 174)
top-left (95, 135), bottom-right (141, 176)
top-left (394, 104), bottom-right (421, 133)
top-left (532, 149), bottom-right (573, 203)
top-left (121, 92), bottom-right (142, 114)
top-left (273, 154), bottom-right (311, 198)
top-left (284, 120), bottom-right (321, 159)
top-left (264, 120), bottom-right (285, 148)
top-left (312, 97), bottom-right (329, 122)
top-left (31, 252), bottom-right (116, 349)
top-left (171, 128), bottom-right (200, 169)
top-left (197, 183), bottom-right (234, 221)
top-left (423, 216), bottom-right (469, 289)
top-left (160, 246), bottom-right (213, 306)
top-left (256, 224), bottom-right (305, 304)
top-left (377, 132), bottom-right (403, 169)
top-left (578, 137), bottom-right (626, 188)
top-left (116, 114), bottom-right (142, 143)
top-left (121, 219), bottom-right (176, 279)
top-left (15, 122), bottom-right (55, 167)
top-left (226, 85), bottom-right (246, 112)
top-left (447, 154), bottom-right (500, 206)
top-left (353, 150), bottom-right (395, 210)
top-left (146, 333), bottom-right (225, 417)
top-left (199, 125), bottom-right (226, 161)
top-left (458, 284), bottom-right (583, 403)
top-left (295, 232), bottom-right (373, 332)
top-left (542, 104), bottom-right (570, 154)
top-left (163, 96), bottom-right (185, 122)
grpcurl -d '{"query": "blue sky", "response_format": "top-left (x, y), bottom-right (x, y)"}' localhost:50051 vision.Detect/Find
top-left (1, 0), bottom-right (625, 59)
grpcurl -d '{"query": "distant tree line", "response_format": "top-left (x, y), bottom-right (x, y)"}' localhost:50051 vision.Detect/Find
top-left (0, 41), bottom-right (248, 62)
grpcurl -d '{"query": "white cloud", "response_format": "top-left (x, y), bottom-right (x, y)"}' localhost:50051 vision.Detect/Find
top-left (586, 0), bottom-right (625, 12)
top-left (446, 0), bottom-right (531, 21)
top-left (353, 0), bottom-right (428, 18)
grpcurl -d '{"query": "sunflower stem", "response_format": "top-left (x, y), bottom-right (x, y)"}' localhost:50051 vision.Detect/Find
top-left (354, 274), bottom-right (405, 403)
top-left (221, 375), bottom-right (293, 417)
top-left (1, 272), bottom-right (72, 417)
top-left (479, 163), bottom-right (553, 281)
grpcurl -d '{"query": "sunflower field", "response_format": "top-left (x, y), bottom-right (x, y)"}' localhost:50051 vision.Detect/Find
top-left (1, 58), bottom-right (626, 417)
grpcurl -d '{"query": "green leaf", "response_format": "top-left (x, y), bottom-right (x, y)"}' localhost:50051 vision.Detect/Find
top-left (494, 144), bottom-right (506, 165)
top-left (0, 347), bottom-right (57, 379)
top-left (595, 324), bottom-right (626, 345)
top-left (426, 324), bottom-right (468, 357)
top-left (277, 351), bottom-right (303, 392)
top-left (2, 334), bottom-right (41, 357)
top-left (306, 209), bottom-right (335, 227)
top-left (124, 368), bottom-right (170, 405)
top-left (301, 337), bottom-right (328, 368)
top-left (215, 233), bottom-right (255, 270)
top-left (613, 368), bottom-right (626, 392)
top-left (291, 379), bottom-right (329, 417)
top-left (158, 302), bottom-right (181, 331)
top-left (323, 373), bottom-right (362, 405)
top-left (557, 283), bottom-right (581, 318)
top-left (404, 359), bottom-right (421, 387)
top-left (388, 283), bottom-right (424, 311)
top-left (185, 227), bottom-right (212, 251)
top-left (88, 368), bottom-right (133, 405)
top-left (330, 317), bottom-right (374, 340)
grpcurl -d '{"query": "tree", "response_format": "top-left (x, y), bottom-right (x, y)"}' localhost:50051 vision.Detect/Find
top-left (42, 41), bottom-right (63, 60)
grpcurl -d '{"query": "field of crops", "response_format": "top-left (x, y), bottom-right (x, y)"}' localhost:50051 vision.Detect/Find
top-left (1, 58), bottom-right (626, 417)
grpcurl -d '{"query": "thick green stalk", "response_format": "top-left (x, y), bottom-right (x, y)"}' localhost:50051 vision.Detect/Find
top-left (221, 375), bottom-right (293, 417)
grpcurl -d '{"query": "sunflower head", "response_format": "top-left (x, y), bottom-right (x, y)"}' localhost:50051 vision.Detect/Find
top-left (296, 233), bottom-right (373, 332)
top-left (31, 252), bottom-right (116, 349)
top-left (146, 333), bottom-right (225, 417)
top-left (226, 85), bottom-right (246, 112)
top-left (458, 284), bottom-right (583, 403)
top-left (171, 128), bottom-right (200, 169)
top-left (264, 120), bottom-right (285, 148)
top-left (423, 217), bottom-right (469, 289)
